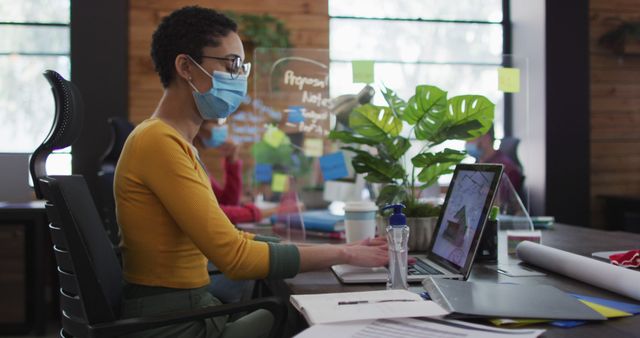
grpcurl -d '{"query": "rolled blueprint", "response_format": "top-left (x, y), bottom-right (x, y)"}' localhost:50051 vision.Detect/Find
top-left (516, 241), bottom-right (640, 301)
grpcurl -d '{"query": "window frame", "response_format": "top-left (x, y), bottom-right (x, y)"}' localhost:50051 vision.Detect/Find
top-left (0, 9), bottom-right (72, 177)
top-left (328, 0), bottom-right (513, 138)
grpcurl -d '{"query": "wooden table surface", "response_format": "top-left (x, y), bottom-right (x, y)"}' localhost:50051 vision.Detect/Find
top-left (261, 223), bottom-right (640, 338)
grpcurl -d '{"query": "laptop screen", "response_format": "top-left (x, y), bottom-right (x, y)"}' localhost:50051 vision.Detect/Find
top-left (428, 164), bottom-right (503, 274)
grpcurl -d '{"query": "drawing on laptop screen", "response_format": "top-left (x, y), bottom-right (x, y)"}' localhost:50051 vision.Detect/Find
top-left (431, 170), bottom-right (495, 267)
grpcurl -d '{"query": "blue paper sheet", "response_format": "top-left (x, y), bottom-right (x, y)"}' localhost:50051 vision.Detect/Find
top-left (569, 293), bottom-right (640, 315)
top-left (548, 293), bottom-right (640, 328)
top-left (549, 320), bottom-right (586, 328)
top-left (271, 210), bottom-right (345, 232)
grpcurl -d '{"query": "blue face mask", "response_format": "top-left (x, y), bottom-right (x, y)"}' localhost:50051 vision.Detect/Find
top-left (188, 58), bottom-right (247, 120)
top-left (465, 143), bottom-right (483, 159)
top-left (202, 124), bottom-right (228, 148)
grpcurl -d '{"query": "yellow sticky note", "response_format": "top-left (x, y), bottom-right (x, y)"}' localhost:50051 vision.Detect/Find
top-left (352, 60), bottom-right (374, 84)
top-left (264, 128), bottom-right (285, 148)
top-left (304, 138), bottom-right (323, 157)
top-left (579, 300), bottom-right (632, 318)
top-left (271, 173), bottom-right (288, 192)
top-left (498, 67), bottom-right (520, 93)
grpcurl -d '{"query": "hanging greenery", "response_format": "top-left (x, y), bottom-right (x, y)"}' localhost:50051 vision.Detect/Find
top-left (599, 21), bottom-right (640, 56)
top-left (225, 12), bottom-right (292, 48)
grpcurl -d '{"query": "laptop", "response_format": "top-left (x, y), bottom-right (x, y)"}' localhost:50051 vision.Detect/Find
top-left (331, 163), bottom-right (504, 283)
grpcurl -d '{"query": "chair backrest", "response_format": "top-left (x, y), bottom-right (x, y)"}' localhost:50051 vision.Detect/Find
top-left (30, 70), bottom-right (123, 336)
top-left (97, 117), bottom-right (134, 248)
top-left (498, 136), bottom-right (522, 170)
top-left (30, 70), bottom-right (84, 199)
top-left (42, 176), bottom-right (123, 332)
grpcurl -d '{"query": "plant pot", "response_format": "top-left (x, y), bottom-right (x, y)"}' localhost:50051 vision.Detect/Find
top-left (376, 216), bottom-right (438, 251)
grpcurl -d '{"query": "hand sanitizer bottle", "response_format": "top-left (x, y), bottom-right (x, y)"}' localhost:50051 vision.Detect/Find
top-left (382, 204), bottom-right (409, 290)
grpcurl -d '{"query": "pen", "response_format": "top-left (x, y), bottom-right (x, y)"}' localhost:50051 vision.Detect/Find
top-left (337, 299), bottom-right (417, 305)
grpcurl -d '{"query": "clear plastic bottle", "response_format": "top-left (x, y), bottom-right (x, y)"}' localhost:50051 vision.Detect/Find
top-left (382, 204), bottom-right (409, 290)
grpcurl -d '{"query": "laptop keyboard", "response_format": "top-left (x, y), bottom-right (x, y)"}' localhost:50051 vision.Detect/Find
top-left (409, 259), bottom-right (444, 275)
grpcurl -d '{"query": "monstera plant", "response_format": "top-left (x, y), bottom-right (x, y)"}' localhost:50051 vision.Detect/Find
top-left (329, 85), bottom-right (494, 217)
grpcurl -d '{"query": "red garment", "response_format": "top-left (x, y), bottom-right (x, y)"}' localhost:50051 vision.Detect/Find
top-left (209, 158), bottom-right (262, 224)
top-left (484, 150), bottom-right (524, 193)
top-left (609, 250), bottom-right (640, 268)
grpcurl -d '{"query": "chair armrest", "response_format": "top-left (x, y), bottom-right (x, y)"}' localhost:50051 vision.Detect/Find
top-left (88, 296), bottom-right (286, 338)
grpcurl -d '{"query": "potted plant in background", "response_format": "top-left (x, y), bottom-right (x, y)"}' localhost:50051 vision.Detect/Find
top-left (251, 125), bottom-right (312, 200)
top-left (329, 85), bottom-right (494, 250)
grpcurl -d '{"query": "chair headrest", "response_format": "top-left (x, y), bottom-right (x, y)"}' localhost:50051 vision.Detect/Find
top-left (30, 70), bottom-right (84, 198)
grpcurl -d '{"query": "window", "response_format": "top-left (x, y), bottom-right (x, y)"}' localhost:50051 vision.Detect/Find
top-left (0, 0), bottom-right (71, 176)
top-left (329, 0), bottom-right (508, 183)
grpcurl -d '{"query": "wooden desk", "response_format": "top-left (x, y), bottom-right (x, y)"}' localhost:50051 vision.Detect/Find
top-left (261, 224), bottom-right (640, 338)
top-left (0, 201), bottom-right (50, 335)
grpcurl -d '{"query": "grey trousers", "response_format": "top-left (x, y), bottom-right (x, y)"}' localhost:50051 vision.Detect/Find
top-left (121, 284), bottom-right (274, 338)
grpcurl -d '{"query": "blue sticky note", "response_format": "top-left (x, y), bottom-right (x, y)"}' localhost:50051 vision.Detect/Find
top-left (319, 152), bottom-right (349, 181)
top-left (287, 106), bottom-right (304, 123)
top-left (255, 163), bottom-right (273, 183)
top-left (570, 294), bottom-right (640, 314)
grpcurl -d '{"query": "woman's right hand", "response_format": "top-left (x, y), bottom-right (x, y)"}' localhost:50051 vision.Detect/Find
top-left (342, 243), bottom-right (388, 267)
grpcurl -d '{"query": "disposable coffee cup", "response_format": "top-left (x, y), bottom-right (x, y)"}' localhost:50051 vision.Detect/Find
top-left (343, 201), bottom-right (378, 243)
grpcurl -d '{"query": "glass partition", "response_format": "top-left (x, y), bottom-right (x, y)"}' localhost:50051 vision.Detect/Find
top-left (242, 47), bottom-right (531, 240)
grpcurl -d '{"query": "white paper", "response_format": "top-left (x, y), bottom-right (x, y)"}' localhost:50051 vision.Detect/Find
top-left (295, 317), bottom-right (545, 338)
top-left (591, 250), bottom-right (627, 261)
top-left (290, 290), bottom-right (448, 325)
top-left (516, 241), bottom-right (640, 301)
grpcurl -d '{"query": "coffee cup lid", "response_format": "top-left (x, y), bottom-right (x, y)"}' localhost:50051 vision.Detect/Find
top-left (343, 200), bottom-right (378, 212)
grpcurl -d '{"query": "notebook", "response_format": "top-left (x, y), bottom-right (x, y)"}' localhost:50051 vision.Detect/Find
top-left (332, 163), bottom-right (504, 283)
top-left (422, 278), bottom-right (606, 321)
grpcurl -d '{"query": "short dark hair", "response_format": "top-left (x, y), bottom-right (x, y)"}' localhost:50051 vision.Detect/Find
top-left (150, 6), bottom-right (238, 88)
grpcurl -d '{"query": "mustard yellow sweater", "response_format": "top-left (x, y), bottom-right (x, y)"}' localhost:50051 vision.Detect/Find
top-left (115, 118), bottom-right (298, 288)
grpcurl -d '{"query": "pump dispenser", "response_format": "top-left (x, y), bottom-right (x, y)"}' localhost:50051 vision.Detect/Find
top-left (381, 204), bottom-right (409, 290)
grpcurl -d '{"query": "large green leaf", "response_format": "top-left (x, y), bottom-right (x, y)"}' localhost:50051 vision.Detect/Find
top-left (416, 162), bottom-right (457, 188)
top-left (445, 95), bottom-right (494, 140)
top-left (328, 130), bottom-right (377, 146)
top-left (411, 148), bottom-right (466, 168)
top-left (349, 104), bottom-right (402, 141)
top-left (380, 136), bottom-right (411, 161)
top-left (382, 87), bottom-right (407, 119)
top-left (403, 85), bottom-right (448, 140)
top-left (343, 146), bottom-right (405, 183)
top-left (376, 184), bottom-right (408, 207)
top-left (412, 148), bottom-right (467, 187)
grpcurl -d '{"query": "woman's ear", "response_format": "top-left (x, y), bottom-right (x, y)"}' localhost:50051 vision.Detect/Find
top-left (174, 54), bottom-right (193, 82)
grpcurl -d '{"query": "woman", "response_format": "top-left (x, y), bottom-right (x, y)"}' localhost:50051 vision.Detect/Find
top-left (114, 6), bottom-right (387, 337)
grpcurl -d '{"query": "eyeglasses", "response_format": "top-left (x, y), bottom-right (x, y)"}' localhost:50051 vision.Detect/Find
top-left (201, 55), bottom-right (251, 79)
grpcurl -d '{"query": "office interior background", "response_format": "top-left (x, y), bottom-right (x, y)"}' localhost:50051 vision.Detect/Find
top-left (0, 0), bottom-right (638, 333)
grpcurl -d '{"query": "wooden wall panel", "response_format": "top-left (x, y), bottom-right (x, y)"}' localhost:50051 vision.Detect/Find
top-left (128, 0), bottom-right (328, 181)
top-left (590, 0), bottom-right (640, 227)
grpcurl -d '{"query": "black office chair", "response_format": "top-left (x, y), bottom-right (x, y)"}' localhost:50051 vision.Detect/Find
top-left (498, 136), bottom-right (522, 171)
top-left (30, 70), bottom-right (286, 337)
top-left (96, 117), bottom-right (134, 249)
top-left (99, 116), bottom-right (134, 172)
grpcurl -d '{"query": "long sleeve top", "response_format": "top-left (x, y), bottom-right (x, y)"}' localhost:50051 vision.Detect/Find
top-left (114, 118), bottom-right (299, 288)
